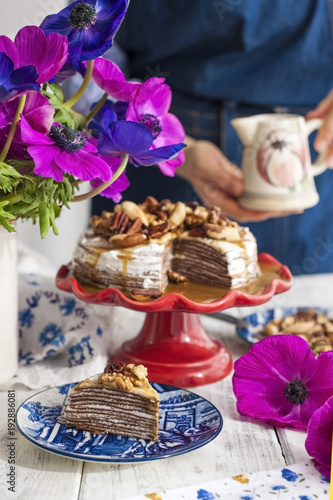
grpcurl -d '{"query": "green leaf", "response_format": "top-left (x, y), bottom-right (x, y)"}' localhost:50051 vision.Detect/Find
top-left (53, 106), bottom-right (86, 130)
top-left (0, 201), bottom-right (16, 232)
top-left (0, 161), bottom-right (22, 192)
top-left (38, 202), bottom-right (50, 238)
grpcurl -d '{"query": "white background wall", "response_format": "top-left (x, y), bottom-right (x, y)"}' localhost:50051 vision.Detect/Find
top-left (1, 1), bottom-right (91, 269)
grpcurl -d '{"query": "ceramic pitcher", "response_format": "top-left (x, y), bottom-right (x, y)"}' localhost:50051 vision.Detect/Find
top-left (231, 114), bottom-right (327, 211)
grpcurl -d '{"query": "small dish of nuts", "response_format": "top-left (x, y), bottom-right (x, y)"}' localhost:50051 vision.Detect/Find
top-left (236, 307), bottom-right (333, 353)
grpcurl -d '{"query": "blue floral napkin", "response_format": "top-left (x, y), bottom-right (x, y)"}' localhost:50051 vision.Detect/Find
top-left (115, 461), bottom-right (330, 500)
top-left (3, 244), bottom-right (128, 390)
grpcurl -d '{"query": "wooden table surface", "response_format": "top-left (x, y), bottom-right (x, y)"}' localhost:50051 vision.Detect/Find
top-left (0, 273), bottom-right (332, 500)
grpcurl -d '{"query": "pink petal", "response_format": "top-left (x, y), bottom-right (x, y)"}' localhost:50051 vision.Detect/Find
top-left (0, 35), bottom-right (19, 66)
top-left (14, 27), bottom-right (68, 84)
top-left (232, 335), bottom-right (330, 430)
top-left (20, 115), bottom-right (53, 146)
top-left (305, 396), bottom-right (333, 479)
top-left (23, 91), bottom-right (54, 134)
top-left (29, 144), bottom-right (64, 182)
top-left (55, 149), bottom-right (112, 182)
top-left (153, 113), bottom-right (186, 148)
top-left (158, 150), bottom-right (185, 176)
top-left (92, 57), bottom-right (139, 101)
top-left (128, 78), bottom-right (171, 119)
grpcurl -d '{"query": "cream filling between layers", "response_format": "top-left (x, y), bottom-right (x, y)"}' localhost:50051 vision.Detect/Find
top-left (175, 231), bottom-right (259, 278)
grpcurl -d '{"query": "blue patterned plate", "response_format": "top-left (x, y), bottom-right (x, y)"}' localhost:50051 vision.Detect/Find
top-left (16, 383), bottom-right (223, 463)
top-left (236, 306), bottom-right (332, 344)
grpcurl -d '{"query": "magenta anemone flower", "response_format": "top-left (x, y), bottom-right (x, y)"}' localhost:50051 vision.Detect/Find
top-left (20, 116), bottom-right (112, 183)
top-left (0, 91), bottom-right (54, 160)
top-left (91, 57), bottom-right (139, 101)
top-left (232, 335), bottom-right (333, 430)
top-left (0, 52), bottom-right (39, 101)
top-left (89, 105), bottom-right (186, 168)
top-left (126, 77), bottom-right (186, 176)
top-left (0, 26), bottom-right (68, 85)
top-left (88, 138), bottom-right (129, 201)
top-left (305, 396), bottom-right (333, 480)
top-left (40, 0), bottom-right (128, 63)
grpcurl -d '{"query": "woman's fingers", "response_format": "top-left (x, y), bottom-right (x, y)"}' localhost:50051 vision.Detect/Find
top-left (306, 89), bottom-right (333, 120)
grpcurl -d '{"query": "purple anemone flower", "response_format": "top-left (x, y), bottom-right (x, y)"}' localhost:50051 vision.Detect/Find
top-left (20, 116), bottom-right (112, 183)
top-left (88, 137), bottom-right (129, 201)
top-left (90, 157), bottom-right (129, 202)
top-left (91, 57), bottom-right (139, 101)
top-left (305, 396), bottom-right (333, 480)
top-left (89, 105), bottom-right (185, 168)
top-left (232, 335), bottom-right (333, 430)
top-left (0, 52), bottom-right (39, 101)
top-left (40, 0), bottom-right (129, 63)
top-left (0, 91), bottom-right (54, 160)
top-left (0, 26), bottom-right (68, 84)
top-left (126, 77), bottom-right (186, 176)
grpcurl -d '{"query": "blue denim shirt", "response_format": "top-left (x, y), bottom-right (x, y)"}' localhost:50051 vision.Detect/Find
top-left (93, 0), bottom-right (333, 274)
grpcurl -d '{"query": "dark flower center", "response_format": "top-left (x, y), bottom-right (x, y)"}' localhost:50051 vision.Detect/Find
top-left (49, 124), bottom-right (87, 151)
top-left (69, 3), bottom-right (97, 29)
top-left (271, 139), bottom-right (288, 150)
top-left (140, 113), bottom-right (162, 140)
top-left (283, 380), bottom-right (308, 404)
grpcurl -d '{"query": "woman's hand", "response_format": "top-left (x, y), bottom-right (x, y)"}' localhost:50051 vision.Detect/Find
top-left (307, 89), bottom-right (333, 166)
top-left (176, 137), bottom-right (301, 222)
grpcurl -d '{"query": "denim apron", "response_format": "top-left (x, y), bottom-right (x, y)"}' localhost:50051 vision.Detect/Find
top-left (93, 0), bottom-right (333, 274)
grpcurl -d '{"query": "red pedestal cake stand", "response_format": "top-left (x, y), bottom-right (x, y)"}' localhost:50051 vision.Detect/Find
top-left (56, 252), bottom-right (292, 388)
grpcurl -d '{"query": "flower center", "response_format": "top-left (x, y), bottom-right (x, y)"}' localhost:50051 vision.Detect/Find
top-left (140, 114), bottom-right (162, 140)
top-left (49, 124), bottom-right (87, 152)
top-left (68, 3), bottom-right (97, 29)
top-left (271, 139), bottom-right (288, 150)
top-left (283, 380), bottom-right (308, 404)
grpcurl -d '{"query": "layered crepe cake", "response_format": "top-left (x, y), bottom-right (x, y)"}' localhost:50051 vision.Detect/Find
top-left (64, 361), bottom-right (159, 440)
top-left (72, 197), bottom-right (260, 300)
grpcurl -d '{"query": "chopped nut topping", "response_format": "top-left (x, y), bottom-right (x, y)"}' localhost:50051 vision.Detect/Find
top-left (263, 309), bottom-right (333, 352)
top-left (168, 270), bottom-right (190, 283)
top-left (88, 198), bottom-right (250, 259)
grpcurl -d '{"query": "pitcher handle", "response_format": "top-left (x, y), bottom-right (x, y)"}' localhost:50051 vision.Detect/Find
top-left (305, 118), bottom-right (327, 176)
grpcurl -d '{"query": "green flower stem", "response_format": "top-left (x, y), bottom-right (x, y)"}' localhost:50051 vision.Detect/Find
top-left (0, 94), bottom-right (26, 163)
top-left (63, 60), bottom-right (94, 110)
top-left (71, 153), bottom-right (129, 203)
top-left (85, 92), bottom-right (108, 125)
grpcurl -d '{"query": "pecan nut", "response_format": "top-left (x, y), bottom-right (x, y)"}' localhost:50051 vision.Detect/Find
top-left (104, 360), bottom-right (126, 374)
top-left (111, 211), bottom-right (129, 234)
top-left (127, 217), bottom-right (142, 234)
top-left (188, 227), bottom-right (207, 237)
top-left (148, 221), bottom-right (171, 239)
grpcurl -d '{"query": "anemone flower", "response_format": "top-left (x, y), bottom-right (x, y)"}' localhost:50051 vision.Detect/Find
top-left (0, 52), bottom-right (39, 101)
top-left (90, 105), bottom-right (186, 168)
top-left (20, 116), bottom-right (112, 183)
top-left (40, 0), bottom-right (129, 63)
top-left (91, 57), bottom-right (139, 101)
top-left (232, 335), bottom-right (333, 430)
top-left (126, 77), bottom-right (186, 176)
top-left (0, 91), bottom-right (55, 160)
top-left (305, 396), bottom-right (333, 480)
top-left (89, 138), bottom-right (129, 201)
top-left (0, 26), bottom-right (68, 85)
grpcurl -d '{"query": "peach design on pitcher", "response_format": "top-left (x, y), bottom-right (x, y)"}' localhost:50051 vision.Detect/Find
top-left (257, 129), bottom-right (307, 189)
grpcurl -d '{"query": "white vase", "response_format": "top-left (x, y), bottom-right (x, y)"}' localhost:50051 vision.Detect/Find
top-left (0, 226), bottom-right (18, 384)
